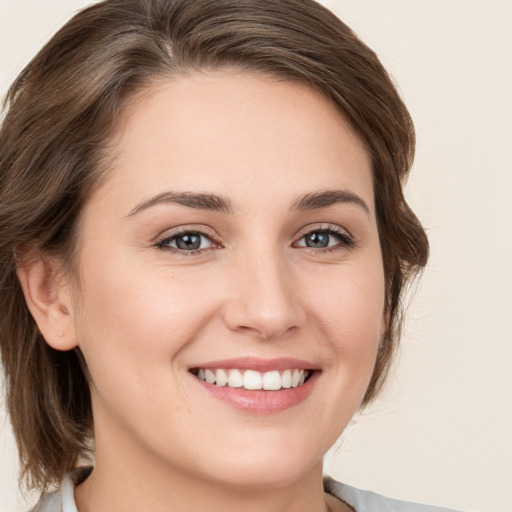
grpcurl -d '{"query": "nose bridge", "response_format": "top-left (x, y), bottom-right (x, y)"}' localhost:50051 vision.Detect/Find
top-left (224, 243), bottom-right (303, 339)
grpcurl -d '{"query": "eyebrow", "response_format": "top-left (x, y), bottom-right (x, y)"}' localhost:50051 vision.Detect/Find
top-left (291, 189), bottom-right (370, 216)
top-left (126, 191), bottom-right (233, 217)
top-left (126, 188), bottom-right (370, 218)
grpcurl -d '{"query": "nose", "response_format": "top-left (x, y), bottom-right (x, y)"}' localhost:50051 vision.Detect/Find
top-left (222, 249), bottom-right (305, 340)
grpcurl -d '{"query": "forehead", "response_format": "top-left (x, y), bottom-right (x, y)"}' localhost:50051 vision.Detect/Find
top-left (93, 70), bottom-right (374, 216)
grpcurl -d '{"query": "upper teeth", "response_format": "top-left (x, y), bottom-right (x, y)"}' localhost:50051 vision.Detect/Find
top-left (196, 368), bottom-right (309, 390)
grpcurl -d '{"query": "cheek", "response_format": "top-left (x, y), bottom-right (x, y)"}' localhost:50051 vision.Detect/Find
top-left (72, 262), bottom-right (225, 448)
top-left (310, 263), bottom-right (385, 349)
top-left (73, 257), bottom-right (220, 384)
top-left (307, 260), bottom-right (385, 408)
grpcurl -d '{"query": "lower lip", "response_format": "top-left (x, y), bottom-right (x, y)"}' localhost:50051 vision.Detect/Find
top-left (194, 371), bottom-right (319, 413)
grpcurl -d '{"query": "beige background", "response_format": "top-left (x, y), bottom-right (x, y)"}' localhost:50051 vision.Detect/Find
top-left (1, 1), bottom-right (511, 511)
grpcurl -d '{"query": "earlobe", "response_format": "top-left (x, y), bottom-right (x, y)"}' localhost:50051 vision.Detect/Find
top-left (16, 252), bottom-right (78, 351)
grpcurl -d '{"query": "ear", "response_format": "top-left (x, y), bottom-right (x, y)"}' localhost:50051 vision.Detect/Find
top-left (16, 251), bottom-right (78, 351)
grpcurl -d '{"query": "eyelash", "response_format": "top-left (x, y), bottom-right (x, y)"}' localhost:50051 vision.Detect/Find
top-left (154, 224), bottom-right (355, 255)
top-left (155, 229), bottom-right (219, 255)
top-left (293, 225), bottom-right (355, 253)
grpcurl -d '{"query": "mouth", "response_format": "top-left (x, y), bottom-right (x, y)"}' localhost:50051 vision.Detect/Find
top-left (188, 358), bottom-right (319, 413)
top-left (190, 367), bottom-right (313, 390)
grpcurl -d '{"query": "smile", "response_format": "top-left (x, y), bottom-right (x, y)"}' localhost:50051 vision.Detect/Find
top-left (194, 368), bottom-right (311, 390)
top-left (189, 357), bottom-right (319, 413)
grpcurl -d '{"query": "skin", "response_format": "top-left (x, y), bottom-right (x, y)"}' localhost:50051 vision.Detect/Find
top-left (19, 71), bottom-right (386, 512)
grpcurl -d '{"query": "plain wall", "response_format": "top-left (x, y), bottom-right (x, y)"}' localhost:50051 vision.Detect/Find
top-left (1, 1), bottom-right (511, 511)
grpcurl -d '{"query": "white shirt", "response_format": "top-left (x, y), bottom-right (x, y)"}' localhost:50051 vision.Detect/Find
top-left (324, 477), bottom-right (463, 512)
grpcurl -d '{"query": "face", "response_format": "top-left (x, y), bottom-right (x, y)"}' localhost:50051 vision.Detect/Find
top-left (67, 71), bottom-right (386, 489)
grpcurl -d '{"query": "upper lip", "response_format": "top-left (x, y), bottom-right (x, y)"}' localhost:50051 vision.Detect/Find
top-left (189, 357), bottom-right (320, 373)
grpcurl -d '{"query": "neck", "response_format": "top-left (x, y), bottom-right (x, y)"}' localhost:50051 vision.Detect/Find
top-left (75, 462), bottom-right (331, 512)
top-left (75, 427), bottom-right (337, 512)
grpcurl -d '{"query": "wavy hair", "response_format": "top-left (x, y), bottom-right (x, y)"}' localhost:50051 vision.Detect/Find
top-left (0, 0), bottom-right (428, 491)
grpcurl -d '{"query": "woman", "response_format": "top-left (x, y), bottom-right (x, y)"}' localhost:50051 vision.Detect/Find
top-left (0, 0), bottom-right (459, 510)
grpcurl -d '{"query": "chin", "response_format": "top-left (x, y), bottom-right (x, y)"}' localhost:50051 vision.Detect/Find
top-left (188, 432), bottom-right (327, 491)
top-left (204, 459), bottom-right (319, 492)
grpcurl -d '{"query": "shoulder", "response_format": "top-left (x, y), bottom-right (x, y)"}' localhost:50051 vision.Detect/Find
top-left (324, 476), bottom-right (466, 512)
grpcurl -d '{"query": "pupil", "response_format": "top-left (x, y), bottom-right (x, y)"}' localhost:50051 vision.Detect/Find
top-left (306, 232), bottom-right (329, 248)
top-left (176, 234), bottom-right (201, 250)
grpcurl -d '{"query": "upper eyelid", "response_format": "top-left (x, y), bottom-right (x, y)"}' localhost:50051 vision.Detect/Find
top-left (154, 225), bottom-right (219, 243)
top-left (294, 223), bottom-right (353, 240)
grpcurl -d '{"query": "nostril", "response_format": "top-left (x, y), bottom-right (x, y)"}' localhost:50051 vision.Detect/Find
top-left (235, 324), bottom-right (297, 341)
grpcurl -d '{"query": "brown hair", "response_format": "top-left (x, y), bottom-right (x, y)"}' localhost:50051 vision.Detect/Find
top-left (0, 0), bottom-right (428, 492)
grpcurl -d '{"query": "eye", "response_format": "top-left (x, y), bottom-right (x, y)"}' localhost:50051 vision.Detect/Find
top-left (294, 227), bottom-right (354, 250)
top-left (156, 231), bottom-right (215, 252)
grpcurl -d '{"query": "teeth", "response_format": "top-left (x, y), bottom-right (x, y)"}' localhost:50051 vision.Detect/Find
top-left (215, 369), bottom-right (228, 386)
top-left (244, 370), bottom-right (262, 390)
top-left (281, 369), bottom-right (292, 389)
top-left (262, 370), bottom-right (281, 390)
top-left (228, 369), bottom-right (243, 387)
top-left (195, 368), bottom-right (310, 390)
